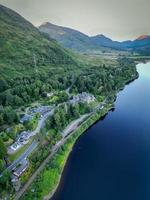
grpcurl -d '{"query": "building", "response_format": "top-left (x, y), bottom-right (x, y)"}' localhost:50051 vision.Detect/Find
top-left (8, 142), bottom-right (21, 153)
top-left (8, 131), bottom-right (31, 153)
top-left (17, 131), bottom-right (31, 144)
top-left (47, 92), bottom-right (54, 97)
top-left (13, 159), bottom-right (29, 177)
top-left (70, 92), bottom-right (95, 105)
top-left (29, 105), bottom-right (51, 116)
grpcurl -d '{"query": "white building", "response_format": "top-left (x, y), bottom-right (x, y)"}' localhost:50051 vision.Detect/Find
top-left (8, 131), bottom-right (31, 153)
top-left (70, 92), bottom-right (95, 105)
top-left (8, 142), bottom-right (21, 153)
top-left (13, 159), bottom-right (29, 177)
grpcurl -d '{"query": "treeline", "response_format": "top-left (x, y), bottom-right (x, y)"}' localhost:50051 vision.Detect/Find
top-left (0, 138), bottom-right (10, 195)
top-left (0, 66), bottom-right (73, 128)
top-left (0, 106), bottom-right (19, 126)
top-left (0, 57), bottom-right (137, 127)
top-left (0, 71), bottom-right (72, 106)
top-left (46, 103), bottom-right (90, 132)
top-left (71, 57), bottom-right (137, 95)
top-left (0, 68), bottom-right (73, 127)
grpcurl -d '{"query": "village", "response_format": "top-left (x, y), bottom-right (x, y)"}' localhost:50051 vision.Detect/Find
top-left (8, 105), bottom-right (52, 153)
top-left (5, 92), bottom-right (98, 190)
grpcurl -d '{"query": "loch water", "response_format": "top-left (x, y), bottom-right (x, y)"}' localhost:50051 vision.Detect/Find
top-left (52, 62), bottom-right (150, 200)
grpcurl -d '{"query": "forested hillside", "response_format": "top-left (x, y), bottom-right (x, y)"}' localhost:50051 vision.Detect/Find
top-left (0, 4), bottom-right (76, 128)
top-left (39, 22), bottom-right (109, 52)
top-left (0, 5), bottom-right (74, 79)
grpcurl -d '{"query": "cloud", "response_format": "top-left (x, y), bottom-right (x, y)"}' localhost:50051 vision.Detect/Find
top-left (0, 0), bottom-right (150, 40)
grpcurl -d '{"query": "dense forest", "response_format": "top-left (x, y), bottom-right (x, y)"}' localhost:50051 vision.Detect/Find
top-left (0, 57), bottom-right (137, 128)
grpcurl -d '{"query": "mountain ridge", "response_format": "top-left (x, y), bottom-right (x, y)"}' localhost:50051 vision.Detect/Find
top-left (39, 22), bottom-right (150, 54)
top-left (136, 35), bottom-right (150, 41)
top-left (39, 22), bottom-right (110, 52)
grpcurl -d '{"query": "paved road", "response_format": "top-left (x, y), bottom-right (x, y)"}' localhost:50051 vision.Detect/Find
top-left (7, 140), bottom-right (38, 172)
top-left (32, 108), bottom-right (55, 135)
top-left (14, 114), bottom-right (92, 200)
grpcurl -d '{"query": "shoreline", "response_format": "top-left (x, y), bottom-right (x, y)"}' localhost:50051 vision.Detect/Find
top-left (46, 60), bottom-right (150, 200)
top-left (47, 74), bottom-right (139, 200)
top-left (19, 71), bottom-right (138, 200)
top-left (19, 104), bottom-right (113, 200)
top-left (44, 104), bottom-right (114, 200)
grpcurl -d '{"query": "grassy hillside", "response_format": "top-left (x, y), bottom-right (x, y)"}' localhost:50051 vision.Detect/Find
top-left (0, 4), bottom-right (80, 129)
top-left (0, 5), bottom-right (75, 80)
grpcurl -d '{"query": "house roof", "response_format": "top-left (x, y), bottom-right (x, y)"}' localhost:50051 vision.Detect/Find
top-left (13, 160), bottom-right (29, 177)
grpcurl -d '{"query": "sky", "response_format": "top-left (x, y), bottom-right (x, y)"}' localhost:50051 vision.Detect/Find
top-left (0, 0), bottom-right (150, 41)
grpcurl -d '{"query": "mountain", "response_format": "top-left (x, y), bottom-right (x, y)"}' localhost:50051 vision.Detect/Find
top-left (0, 4), bottom-right (75, 80)
top-left (39, 22), bottom-right (150, 54)
top-left (122, 35), bottom-right (150, 55)
top-left (39, 22), bottom-right (108, 52)
top-left (132, 35), bottom-right (150, 48)
top-left (122, 35), bottom-right (150, 47)
top-left (136, 35), bottom-right (150, 40)
top-left (90, 34), bottom-right (123, 50)
top-left (39, 22), bottom-right (126, 51)
top-left (92, 34), bottom-right (150, 53)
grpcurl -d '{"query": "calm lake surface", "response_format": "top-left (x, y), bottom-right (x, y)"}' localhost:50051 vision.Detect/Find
top-left (52, 62), bottom-right (150, 200)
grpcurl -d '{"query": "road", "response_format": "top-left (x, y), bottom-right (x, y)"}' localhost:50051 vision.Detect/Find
top-left (6, 109), bottom-right (55, 172)
top-left (14, 114), bottom-right (92, 200)
top-left (7, 140), bottom-right (38, 172)
top-left (32, 108), bottom-right (55, 135)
